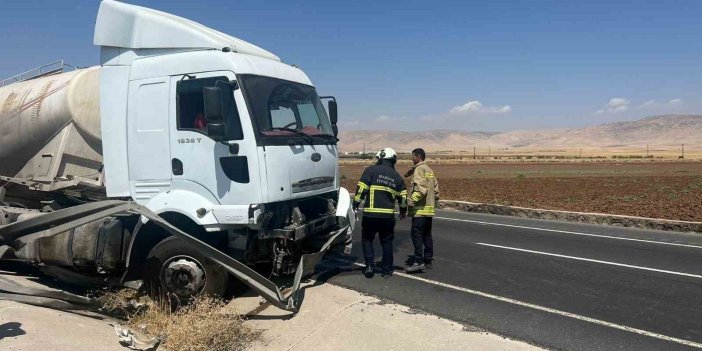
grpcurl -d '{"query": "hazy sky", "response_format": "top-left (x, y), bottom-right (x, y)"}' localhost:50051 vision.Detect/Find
top-left (1, 0), bottom-right (700, 131)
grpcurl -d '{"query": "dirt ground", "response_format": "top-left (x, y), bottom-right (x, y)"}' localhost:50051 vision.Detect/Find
top-left (340, 161), bottom-right (702, 222)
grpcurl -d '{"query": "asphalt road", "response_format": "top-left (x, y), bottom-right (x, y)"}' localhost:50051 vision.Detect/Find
top-left (319, 210), bottom-right (702, 351)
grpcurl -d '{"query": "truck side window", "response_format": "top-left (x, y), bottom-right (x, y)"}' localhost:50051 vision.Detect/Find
top-left (176, 76), bottom-right (243, 140)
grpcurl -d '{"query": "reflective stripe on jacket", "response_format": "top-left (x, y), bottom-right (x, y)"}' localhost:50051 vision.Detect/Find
top-left (406, 161), bottom-right (439, 217)
top-left (353, 160), bottom-right (407, 219)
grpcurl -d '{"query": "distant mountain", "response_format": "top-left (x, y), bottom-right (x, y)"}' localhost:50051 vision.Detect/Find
top-left (337, 115), bottom-right (702, 152)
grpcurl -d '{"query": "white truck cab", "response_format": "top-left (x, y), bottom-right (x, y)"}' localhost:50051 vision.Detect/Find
top-left (96, 1), bottom-right (341, 231)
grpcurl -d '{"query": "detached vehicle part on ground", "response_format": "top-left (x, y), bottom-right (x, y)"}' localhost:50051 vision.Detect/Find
top-left (0, 0), bottom-right (354, 312)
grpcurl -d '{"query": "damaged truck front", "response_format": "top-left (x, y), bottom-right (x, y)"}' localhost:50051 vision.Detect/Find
top-left (0, 0), bottom-right (354, 311)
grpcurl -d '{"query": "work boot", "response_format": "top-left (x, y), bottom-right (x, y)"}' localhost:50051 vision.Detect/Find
top-left (405, 262), bottom-right (425, 273)
top-left (363, 265), bottom-right (375, 278)
top-left (425, 262), bottom-right (433, 270)
top-left (381, 270), bottom-right (393, 279)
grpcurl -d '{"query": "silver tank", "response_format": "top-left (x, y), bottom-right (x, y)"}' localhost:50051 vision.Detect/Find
top-left (0, 67), bottom-right (103, 191)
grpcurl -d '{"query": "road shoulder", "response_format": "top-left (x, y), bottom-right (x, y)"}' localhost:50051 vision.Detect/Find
top-left (0, 300), bottom-right (125, 351)
top-left (239, 282), bottom-right (542, 351)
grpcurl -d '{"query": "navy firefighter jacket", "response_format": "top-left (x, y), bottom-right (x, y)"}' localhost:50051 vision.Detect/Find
top-left (352, 160), bottom-right (408, 219)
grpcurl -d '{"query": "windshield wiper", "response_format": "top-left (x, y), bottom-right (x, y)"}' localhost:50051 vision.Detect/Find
top-left (265, 127), bottom-right (314, 143)
top-left (313, 133), bottom-right (339, 142)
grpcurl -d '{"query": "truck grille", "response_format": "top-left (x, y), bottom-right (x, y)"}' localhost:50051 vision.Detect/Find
top-left (291, 177), bottom-right (334, 194)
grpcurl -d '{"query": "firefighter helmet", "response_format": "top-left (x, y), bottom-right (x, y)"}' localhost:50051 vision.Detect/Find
top-left (375, 148), bottom-right (397, 161)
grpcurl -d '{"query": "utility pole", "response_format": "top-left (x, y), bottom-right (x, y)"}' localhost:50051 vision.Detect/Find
top-left (363, 143), bottom-right (365, 156)
top-left (473, 146), bottom-right (476, 159)
top-left (488, 146), bottom-right (491, 158)
top-left (579, 148), bottom-right (582, 158)
top-left (682, 144), bottom-right (685, 159)
top-left (646, 144), bottom-right (649, 158)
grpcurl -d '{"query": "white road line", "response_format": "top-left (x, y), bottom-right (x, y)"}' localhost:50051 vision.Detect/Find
top-left (436, 216), bottom-right (702, 249)
top-left (336, 260), bottom-right (702, 349)
top-left (476, 242), bottom-right (702, 279)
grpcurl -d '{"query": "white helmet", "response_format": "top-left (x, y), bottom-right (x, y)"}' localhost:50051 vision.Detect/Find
top-left (375, 147), bottom-right (397, 160)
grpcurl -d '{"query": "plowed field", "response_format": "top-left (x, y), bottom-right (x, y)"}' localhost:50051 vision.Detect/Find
top-left (340, 161), bottom-right (702, 222)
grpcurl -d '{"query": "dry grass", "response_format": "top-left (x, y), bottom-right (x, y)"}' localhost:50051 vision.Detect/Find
top-left (97, 288), bottom-right (142, 318)
top-left (98, 290), bottom-right (260, 351)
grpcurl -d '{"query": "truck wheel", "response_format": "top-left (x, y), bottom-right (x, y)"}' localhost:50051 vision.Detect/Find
top-left (143, 237), bottom-right (229, 303)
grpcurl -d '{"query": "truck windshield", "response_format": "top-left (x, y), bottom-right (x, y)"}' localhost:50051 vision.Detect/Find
top-left (238, 74), bottom-right (335, 144)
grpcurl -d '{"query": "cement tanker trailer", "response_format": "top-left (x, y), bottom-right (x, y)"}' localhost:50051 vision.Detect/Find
top-left (0, 67), bottom-right (103, 198)
top-left (0, 0), bottom-right (354, 312)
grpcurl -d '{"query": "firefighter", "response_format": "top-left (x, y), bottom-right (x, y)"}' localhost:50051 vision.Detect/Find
top-left (353, 148), bottom-right (408, 278)
top-left (405, 148), bottom-right (439, 272)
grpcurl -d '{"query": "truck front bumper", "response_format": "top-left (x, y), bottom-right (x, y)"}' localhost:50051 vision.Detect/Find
top-left (290, 186), bottom-right (355, 255)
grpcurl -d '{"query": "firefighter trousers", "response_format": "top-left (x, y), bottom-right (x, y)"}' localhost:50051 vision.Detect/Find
top-left (411, 216), bottom-right (433, 264)
top-left (361, 217), bottom-right (396, 272)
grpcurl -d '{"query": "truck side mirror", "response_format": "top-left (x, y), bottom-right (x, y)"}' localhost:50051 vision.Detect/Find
top-left (328, 100), bottom-right (338, 125)
top-left (204, 87), bottom-right (223, 122)
top-left (204, 86), bottom-right (226, 141)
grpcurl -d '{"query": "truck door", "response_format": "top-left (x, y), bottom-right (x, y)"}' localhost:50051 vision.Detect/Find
top-left (127, 77), bottom-right (172, 203)
top-left (168, 72), bottom-right (263, 211)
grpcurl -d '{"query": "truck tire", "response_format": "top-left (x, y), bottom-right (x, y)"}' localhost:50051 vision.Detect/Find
top-left (143, 236), bottom-right (229, 303)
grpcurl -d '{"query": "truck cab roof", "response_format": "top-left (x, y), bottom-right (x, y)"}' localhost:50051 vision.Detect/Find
top-left (93, 0), bottom-right (281, 62)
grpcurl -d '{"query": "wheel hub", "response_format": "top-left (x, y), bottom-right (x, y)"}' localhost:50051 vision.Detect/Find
top-left (162, 257), bottom-right (206, 298)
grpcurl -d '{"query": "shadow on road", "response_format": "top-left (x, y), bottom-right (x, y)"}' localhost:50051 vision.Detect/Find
top-left (0, 322), bottom-right (26, 339)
